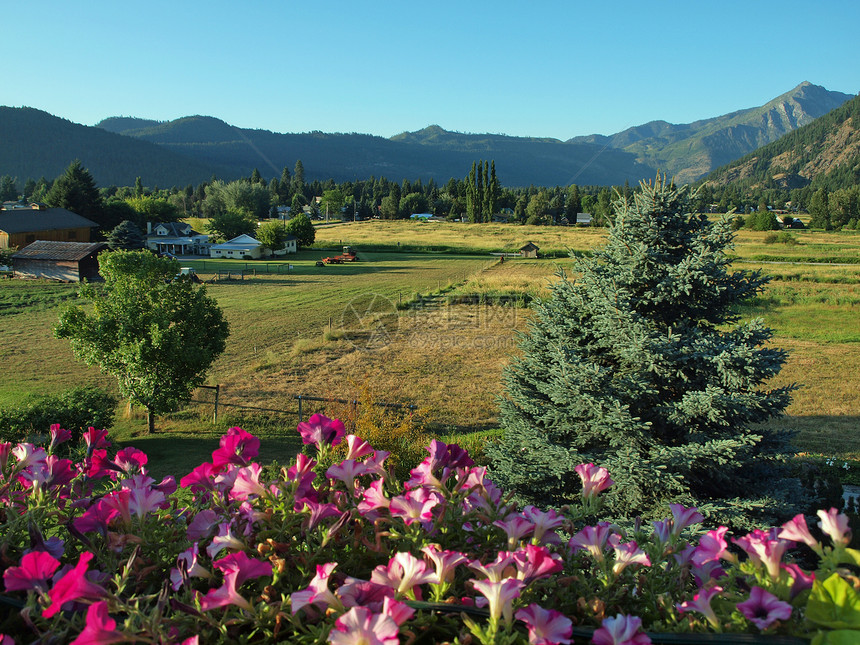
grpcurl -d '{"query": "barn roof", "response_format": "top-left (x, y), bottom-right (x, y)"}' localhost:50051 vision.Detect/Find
top-left (12, 241), bottom-right (107, 261)
top-left (0, 208), bottom-right (98, 234)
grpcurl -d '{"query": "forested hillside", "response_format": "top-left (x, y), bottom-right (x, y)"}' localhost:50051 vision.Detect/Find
top-left (0, 108), bottom-right (228, 187)
top-left (705, 93), bottom-right (860, 191)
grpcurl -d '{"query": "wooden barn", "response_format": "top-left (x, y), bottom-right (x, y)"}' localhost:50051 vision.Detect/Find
top-left (12, 241), bottom-right (107, 282)
top-left (519, 242), bottom-right (540, 258)
top-left (0, 204), bottom-right (98, 249)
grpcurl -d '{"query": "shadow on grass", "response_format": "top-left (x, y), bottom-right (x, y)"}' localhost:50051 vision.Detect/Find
top-left (776, 416), bottom-right (860, 457)
top-left (113, 434), bottom-right (305, 482)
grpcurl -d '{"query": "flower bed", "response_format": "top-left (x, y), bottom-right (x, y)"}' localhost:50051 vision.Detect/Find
top-left (1, 417), bottom-right (858, 644)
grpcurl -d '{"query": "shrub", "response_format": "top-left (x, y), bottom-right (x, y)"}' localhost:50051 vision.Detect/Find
top-left (0, 386), bottom-right (117, 443)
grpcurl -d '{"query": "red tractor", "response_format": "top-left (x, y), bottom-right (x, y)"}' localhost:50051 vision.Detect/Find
top-left (318, 246), bottom-right (358, 265)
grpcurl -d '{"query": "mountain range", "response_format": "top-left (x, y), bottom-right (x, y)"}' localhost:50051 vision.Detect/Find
top-left (0, 82), bottom-right (854, 188)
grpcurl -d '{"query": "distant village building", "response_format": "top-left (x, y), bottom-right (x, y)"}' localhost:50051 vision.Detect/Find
top-left (12, 241), bottom-right (106, 282)
top-left (144, 221), bottom-right (210, 256)
top-left (209, 234), bottom-right (267, 259)
top-left (519, 242), bottom-right (540, 258)
top-left (575, 212), bottom-right (592, 225)
top-left (0, 204), bottom-right (98, 249)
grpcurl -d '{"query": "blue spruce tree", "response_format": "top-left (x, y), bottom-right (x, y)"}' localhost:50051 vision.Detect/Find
top-left (489, 177), bottom-right (807, 529)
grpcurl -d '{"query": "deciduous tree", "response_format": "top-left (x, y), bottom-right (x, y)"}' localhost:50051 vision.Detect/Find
top-left (284, 212), bottom-right (315, 248)
top-left (55, 251), bottom-right (229, 434)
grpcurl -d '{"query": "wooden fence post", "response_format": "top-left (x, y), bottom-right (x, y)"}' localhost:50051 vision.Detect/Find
top-left (297, 395), bottom-right (303, 423)
top-left (213, 384), bottom-right (220, 424)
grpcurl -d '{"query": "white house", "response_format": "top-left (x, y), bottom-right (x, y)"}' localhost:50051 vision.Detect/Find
top-left (209, 234), bottom-right (267, 259)
top-left (144, 222), bottom-right (210, 255)
top-left (273, 235), bottom-right (297, 256)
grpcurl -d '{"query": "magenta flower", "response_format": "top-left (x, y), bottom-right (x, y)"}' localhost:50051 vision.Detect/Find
top-left (592, 614), bottom-right (651, 645)
top-left (291, 562), bottom-right (341, 615)
top-left (345, 434), bottom-right (374, 460)
top-left (733, 528), bottom-right (791, 579)
top-left (472, 577), bottom-right (525, 625)
top-left (328, 606), bottom-right (400, 645)
top-left (231, 463), bottom-right (268, 501)
top-left (779, 513), bottom-right (819, 550)
top-left (469, 551), bottom-right (516, 582)
top-left (11, 443), bottom-right (46, 471)
top-left (364, 450), bottom-right (391, 478)
top-left (198, 570), bottom-right (251, 612)
top-left (676, 586), bottom-right (723, 630)
top-left (82, 427), bottom-right (111, 454)
top-left (301, 501), bottom-right (343, 531)
top-left (612, 541), bottom-right (651, 576)
top-left (406, 439), bottom-right (474, 490)
top-left (569, 522), bottom-right (614, 561)
top-left (186, 509), bottom-right (219, 541)
top-left (381, 596), bottom-right (415, 626)
top-left (297, 414), bottom-right (345, 448)
top-left (170, 544), bottom-right (213, 590)
top-left (214, 552), bottom-right (271, 585)
top-left (522, 505), bottom-right (565, 545)
top-left (358, 479), bottom-right (390, 518)
top-left (817, 508), bottom-right (852, 546)
top-left (736, 586), bottom-right (792, 630)
top-left (211, 427), bottom-right (260, 468)
top-left (3, 551), bottom-right (60, 593)
top-left (494, 516), bottom-right (535, 549)
top-left (73, 498), bottom-right (119, 536)
top-left (48, 424), bottom-right (72, 451)
top-left (339, 577), bottom-right (395, 611)
top-left (691, 526), bottom-right (729, 567)
top-left (515, 603), bottom-right (573, 645)
top-left (327, 458), bottom-right (369, 493)
top-left (389, 487), bottom-right (441, 526)
top-left (421, 545), bottom-right (468, 584)
top-left (179, 462), bottom-right (218, 495)
top-left (69, 600), bottom-right (126, 645)
top-left (43, 551), bottom-right (107, 618)
top-left (206, 522), bottom-right (246, 559)
top-left (0, 441), bottom-right (12, 471)
top-left (371, 552), bottom-right (438, 600)
top-left (669, 504), bottom-right (704, 537)
top-left (125, 480), bottom-right (168, 520)
top-left (113, 447), bottom-right (148, 476)
top-left (782, 563), bottom-right (815, 599)
top-left (574, 462), bottom-right (613, 499)
top-left (512, 544), bottom-right (563, 583)
top-left (86, 449), bottom-right (119, 480)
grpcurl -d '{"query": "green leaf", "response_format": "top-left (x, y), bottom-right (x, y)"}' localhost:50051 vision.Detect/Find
top-left (807, 573), bottom-right (860, 629)
top-left (812, 629), bottom-right (860, 645)
top-left (841, 548), bottom-right (860, 567)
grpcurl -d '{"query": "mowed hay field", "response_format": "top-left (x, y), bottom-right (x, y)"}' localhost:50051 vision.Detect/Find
top-left (1, 220), bottom-right (858, 467)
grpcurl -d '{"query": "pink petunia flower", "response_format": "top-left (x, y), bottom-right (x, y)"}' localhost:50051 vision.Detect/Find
top-left (198, 570), bottom-right (251, 612)
top-left (328, 606), bottom-right (399, 645)
top-left (574, 463), bottom-right (613, 499)
top-left (170, 543), bottom-right (213, 591)
top-left (421, 545), bottom-right (468, 585)
top-left (733, 528), bottom-right (792, 579)
top-left (358, 479), bottom-right (390, 518)
top-left (371, 552), bottom-right (438, 600)
top-left (211, 427), bottom-right (260, 468)
top-left (301, 501), bottom-right (343, 531)
top-left (515, 603), bottom-right (573, 645)
top-left (612, 541), bottom-right (651, 576)
top-left (691, 526), bottom-right (729, 567)
top-left (338, 577), bottom-right (395, 612)
top-left (0, 441), bottom-right (11, 471)
top-left (69, 600), bottom-right (126, 645)
top-left (511, 544), bottom-right (563, 583)
top-left (569, 522), bottom-right (614, 561)
top-left (669, 504), bottom-right (704, 537)
top-left (389, 488), bottom-right (441, 526)
top-left (522, 506), bottom-right (565, 545)
top-left (471, 577), bottom-right (525, 626)
top-left (781, 563), bottom-right (815, 600)
top-left (297, 414), bottom-right (345, 448)
top-left (179, 462), bottom-right (218, 495)
top-left (592, 614), bottom-right (651, 645)
top-left (344, 434), bottom-right (374, 460)
top-left (11, 443), bottom-right (47, 471)
top-left (213, 552), bottom-right (271, 585)
top-left (817, 508), bottom-right (852, 546)
top-left (326, 459), bottom-right (370, 493)
top-left (468, 551), bottom-right (516, 582)
top-left (48, 424), bottom-right (72, 451)
top-left (494, 516), bottom-right (535, 550)
top-left (43, 552), bottom-right (107, 618)
top-left (291, 562), bottom-right (341, 615)
top-left (231, 463), bottom-right (268, 501)
top-left (779, 514), bottom-right (819, 550)
top-left (3, 551), bottom-right (60, 593)
top-left (736, 586), bottom-right (792, 630)
top-left (206, 522), bottom-right (246, 559)
top-left (381, 596), bottom-right (415, 626)
top-left (82, 427), bottom-right (111, 455)
top-left (676, 586), bottom-right (723, 630)
top-left (113, 447), bottom-right (148, 476)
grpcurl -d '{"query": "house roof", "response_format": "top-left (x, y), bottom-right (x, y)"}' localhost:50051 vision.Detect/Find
top-left (520, 242), bottom-right (540, 251)
top-left (210, 234), bottom-right (262, 250)
top-left (152, 222), bottom-right (195, 236)
top-left (0, 208), bottom-right (98, 234)
top-left (12, 240), bottom-right (107, 261)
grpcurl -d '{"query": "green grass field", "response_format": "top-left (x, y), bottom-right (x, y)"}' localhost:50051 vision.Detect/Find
top-left (1, 220), bottom-right (858, 477)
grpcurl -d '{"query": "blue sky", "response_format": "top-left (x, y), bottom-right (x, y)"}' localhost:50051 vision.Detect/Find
top-left (4, 1), bottom-right (857, 140)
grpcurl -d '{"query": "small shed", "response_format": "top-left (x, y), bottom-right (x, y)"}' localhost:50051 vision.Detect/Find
top-left (519, 242), bottom-right (540, 258)
top-left (12, 241), bottom-right (107, 282)
top-left (209, 234), bottom-right (266, 259)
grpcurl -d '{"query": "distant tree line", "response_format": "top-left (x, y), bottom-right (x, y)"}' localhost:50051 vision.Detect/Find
top-left (2, 155), bottom-right (858, 240)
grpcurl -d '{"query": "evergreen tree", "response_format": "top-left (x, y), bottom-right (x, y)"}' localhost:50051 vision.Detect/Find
top-left (0, 175), bottom-right (18, 202)
top-left (292, 160), bottom-right (306, 198)
top-left (489, 177), bottom-right (805, 529)
top-left (45, 160), bottom-right (106, 227)
top-left (105, 220), bottom-right (145, 250)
